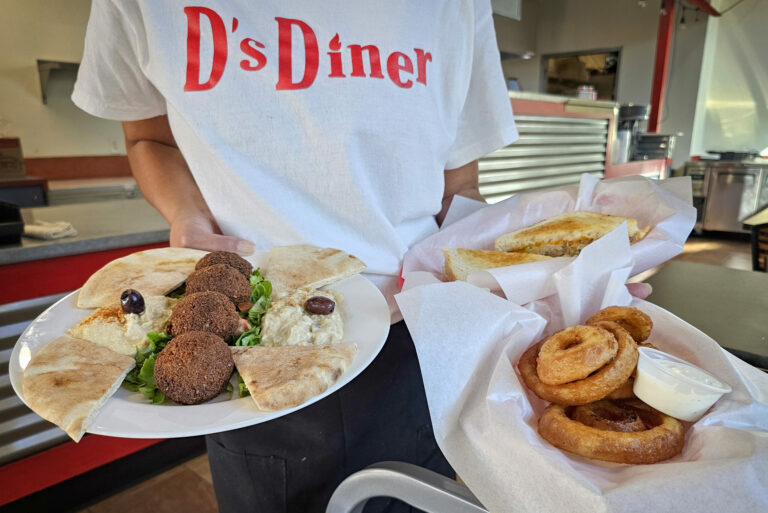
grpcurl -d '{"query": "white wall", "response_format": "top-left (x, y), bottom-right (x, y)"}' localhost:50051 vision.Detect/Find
top-left (494, 0), bottom-right (539, 91)
top-left (691, 0), bottom-right (768, 157)
top-left (501, 0), bottom-right (661, 104)
top-left (661, 12), bottom-right (709, 167)
top-left (0, 0), bottom-right (125, 157)
top-left (496, 0), bottom-right (715, 167)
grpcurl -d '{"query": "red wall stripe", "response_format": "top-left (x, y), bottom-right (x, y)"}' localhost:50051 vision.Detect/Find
top-left (0, 435), bottom-right (163, 506)
top-left (0, 242), bottom-right (168, 305)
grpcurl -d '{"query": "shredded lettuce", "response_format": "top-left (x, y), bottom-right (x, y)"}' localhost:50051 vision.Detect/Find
top-left (234, 268), bottom-right (272, 346)
top-left (167, 282), bottom-right (186, 299)
top-left (237, 373), bottom-right (250, 397)
top-left (122, 330), bottom-right (172, 404)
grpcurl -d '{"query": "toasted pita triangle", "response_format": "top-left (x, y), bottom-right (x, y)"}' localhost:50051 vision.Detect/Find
top-left (231, 343), bottom-right (357, 411)
top-left (77, 247), bottom-right (207, 308)
top-left (22, 335), bottom-right (135, 442)
top-left (265, 245), bottom-right (366, 296)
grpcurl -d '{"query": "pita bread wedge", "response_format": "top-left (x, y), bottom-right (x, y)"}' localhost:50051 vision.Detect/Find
top-left (69, 296), bottom-right (176, 355)
top-left (231, 343), bottom-right (357, 411)
top-left (442, 248), bottom-right (552, 281)
top-left (265, 245), bottom-right (366, 296)
top-left (22, 335), bottom-right (135, 442)
top-left (77, 247), bottom-right (207, 308)
top-left (494, 211), bottom-right (650, 257)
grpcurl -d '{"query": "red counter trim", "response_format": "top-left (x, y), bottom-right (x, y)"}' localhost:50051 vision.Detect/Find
top-left (0, 435), bottom-right (162, 506)
top-left (0, 242), bottom-right (168, 305)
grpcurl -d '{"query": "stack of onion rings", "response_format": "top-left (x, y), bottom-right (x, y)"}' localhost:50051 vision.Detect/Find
top-left (536, 325), bottom-right (618, 385)
top-left (538, 399), bottom-right (684, 464)
top-left (517, 306), bottom-right (687, 464)
top-left (586, 306), bottom-right (653, 343)
top-left (519, 321), bottom-right (638, 405)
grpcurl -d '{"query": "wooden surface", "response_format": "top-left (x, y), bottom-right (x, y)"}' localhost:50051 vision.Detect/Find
top-left (646, 261), bottom-right (768, 369)
top-left (24, 156), bottom-right (131, 180)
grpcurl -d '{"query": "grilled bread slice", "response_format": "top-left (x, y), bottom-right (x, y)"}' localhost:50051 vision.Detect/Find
top-left (231, 343), bottom-right (357, 411)
top-left (22, 336), bottom-right (135, 442)
top-left (442, 248), bottom-right (552, 281)
top-left (494, 211), bottom-right (650, 257)
top-left (265, 245), bottom-right (366, 297)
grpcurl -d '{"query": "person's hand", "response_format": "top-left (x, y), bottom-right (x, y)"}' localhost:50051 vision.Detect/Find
top-left (170, 211), bottom-right (255, 255)
top-left (626, 282), bottom-right (652, 300)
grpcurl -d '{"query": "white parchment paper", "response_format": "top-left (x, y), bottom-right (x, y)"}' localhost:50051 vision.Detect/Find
top-left (395, 177), bottom-right (767, 512)
top-left (396, 278), bottom-right (768, 512)
top-left (402, 175), bottom-right (697, 305)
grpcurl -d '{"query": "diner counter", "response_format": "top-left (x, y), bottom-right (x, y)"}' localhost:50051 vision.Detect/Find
top-left (0, 199), bottom-right (169, 266)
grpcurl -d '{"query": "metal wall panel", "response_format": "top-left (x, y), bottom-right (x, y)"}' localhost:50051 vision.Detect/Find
top-left (0, 294), bottom-right (69, 466)
top-left (479, 115), bottom-right (608, 203)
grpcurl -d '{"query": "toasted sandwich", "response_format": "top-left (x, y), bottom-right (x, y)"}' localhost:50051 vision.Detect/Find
top-left (442, 248), bottom-right (552, 281)
top-left (494, 211), bottom-right (649, 257)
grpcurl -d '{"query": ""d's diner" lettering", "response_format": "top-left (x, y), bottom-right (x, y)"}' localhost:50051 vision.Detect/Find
top-left (183, 7), bottom-right (433, 92)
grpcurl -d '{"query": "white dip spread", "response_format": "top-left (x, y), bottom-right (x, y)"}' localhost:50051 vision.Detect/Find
top-left (261, 288), bottom-right (343, 347)
top-left (69, 295), bottom-right (176, 355)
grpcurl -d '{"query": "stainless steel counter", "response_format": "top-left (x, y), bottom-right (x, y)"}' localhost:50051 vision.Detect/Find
top-left (0, 199), bottom-right (169, 265)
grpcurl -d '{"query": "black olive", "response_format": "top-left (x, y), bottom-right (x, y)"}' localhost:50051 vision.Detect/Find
top-left (305, 296), bottom-right (335, 315)
top-left (120, 289), bottom-right (145, 315)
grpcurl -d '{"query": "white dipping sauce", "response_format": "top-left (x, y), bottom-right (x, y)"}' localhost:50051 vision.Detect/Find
top-left (633, 348), bottom-right (731, 422)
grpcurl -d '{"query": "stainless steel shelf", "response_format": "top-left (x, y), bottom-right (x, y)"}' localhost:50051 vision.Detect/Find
top-left (478, 114), bottom-right (609, 203)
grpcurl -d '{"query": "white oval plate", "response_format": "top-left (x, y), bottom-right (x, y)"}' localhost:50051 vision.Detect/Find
top-left (10, 253), bottom-right (390, 438)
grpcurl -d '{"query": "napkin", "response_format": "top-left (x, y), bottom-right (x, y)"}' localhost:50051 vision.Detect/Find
top-left (23, 221), bottom-right (78, 240)
top-left (396, 235), bottom-right (768, 513)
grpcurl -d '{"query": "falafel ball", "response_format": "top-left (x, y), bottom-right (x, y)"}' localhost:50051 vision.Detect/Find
top-left (186, 264), bottom-right (252, 305)
top-left (154, 330), bottom-right (234, 405)
top-left (166, 291), bottom-right (240, 339)
top-left (196, 250), bottom-right (253, 278)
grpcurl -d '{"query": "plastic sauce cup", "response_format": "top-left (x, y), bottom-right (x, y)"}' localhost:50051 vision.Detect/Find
top-left (633, 347), bottom-right (732, 422)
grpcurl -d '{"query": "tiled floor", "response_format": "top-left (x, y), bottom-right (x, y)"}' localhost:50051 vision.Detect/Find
top-left (78, 235), bottom-right (754, 513)
top-left (77, 453), bottom-right (217, 513)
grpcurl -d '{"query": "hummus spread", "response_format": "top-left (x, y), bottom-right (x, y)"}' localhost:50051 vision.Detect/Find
top-left (261, 288), bottom-right (343, 347)
top-left (69, 295), bottom-right (176, 355)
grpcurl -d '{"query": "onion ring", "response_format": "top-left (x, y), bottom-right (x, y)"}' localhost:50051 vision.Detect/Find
top-left (538, 399), bottom-right (684, 464)
top-left (571, 400), bottom-right (646, 432)
top-left (518, 321), bottom-right (638, 405)
top-left (586, 306), bottom-right (653, 342)
top-left (536, 326), bottom-right (618, 385)
top-left (605, 375), bottom-right (636, 400)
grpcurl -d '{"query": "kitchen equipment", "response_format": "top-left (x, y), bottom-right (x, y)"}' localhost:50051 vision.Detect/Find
top-left (683, 160), bottom-right (707, 231)
top-left (615, 104), bottom-right (649, 164)
top-left (634, 133), bottom-right (676, 161)
top-left (683, 152), bottom-right (768, 234)
top-left (0, 200), bottom-right (23, 245)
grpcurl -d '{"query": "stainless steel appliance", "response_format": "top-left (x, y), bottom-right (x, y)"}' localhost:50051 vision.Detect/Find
top-left (615, 104), bottom-right (649, 164)
top-left (684, 152), bottom-right (768, 234)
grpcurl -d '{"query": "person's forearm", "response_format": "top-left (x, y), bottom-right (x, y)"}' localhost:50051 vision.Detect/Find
top-left (437, 160), bottom-right (484, 226)
top-left (122, 117), bottom-right (253, 254)
top-left (125, 138), bottom-right (213, 227)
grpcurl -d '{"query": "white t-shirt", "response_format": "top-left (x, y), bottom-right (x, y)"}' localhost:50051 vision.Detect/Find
top-left (73, 0), bottom-right (517, 318)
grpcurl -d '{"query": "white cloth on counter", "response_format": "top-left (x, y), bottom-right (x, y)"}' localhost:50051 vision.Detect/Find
top-left (23, 221), bottom-right (78, 240)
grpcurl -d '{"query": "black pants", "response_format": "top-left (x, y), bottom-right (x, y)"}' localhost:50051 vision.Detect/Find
top-left (206, 321), bottom-right (454, 513)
